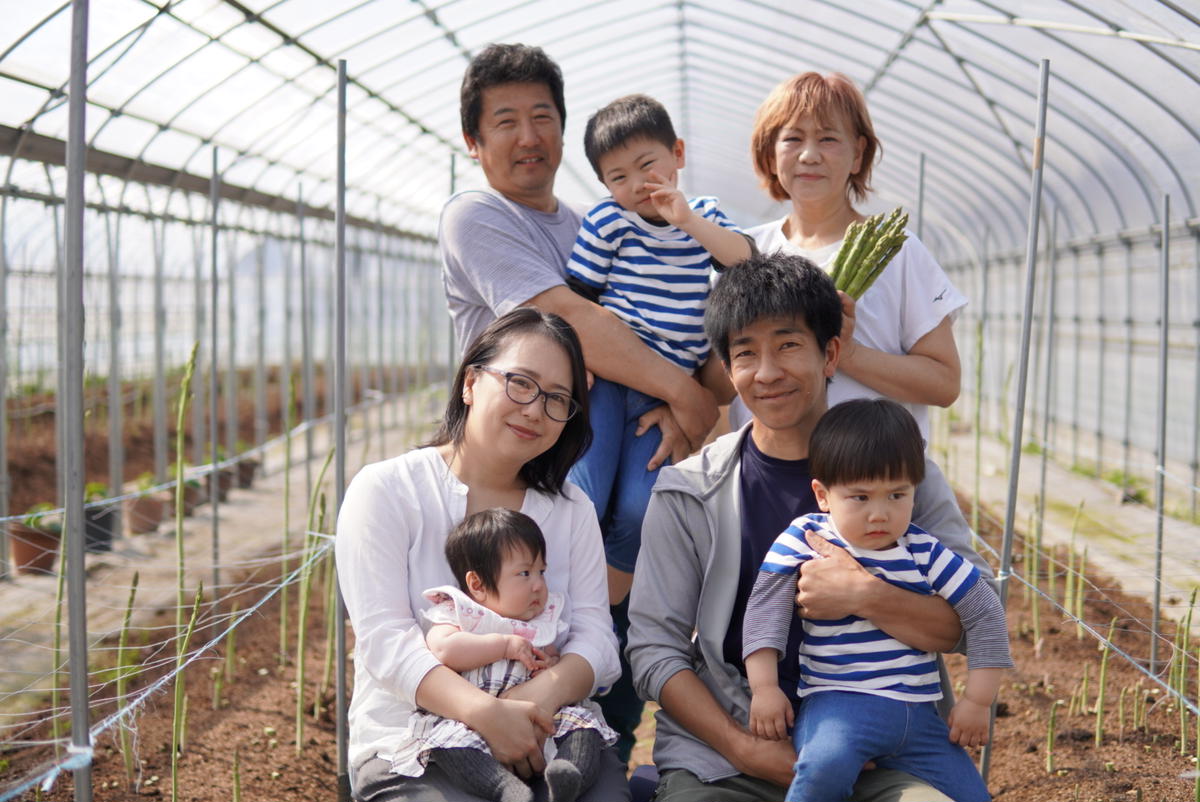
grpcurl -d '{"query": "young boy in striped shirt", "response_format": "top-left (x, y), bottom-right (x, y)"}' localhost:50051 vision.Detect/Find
top-left (566, 93), bottom-right (751, 762)
top-left (743, 398), bottom-right (1012, 802)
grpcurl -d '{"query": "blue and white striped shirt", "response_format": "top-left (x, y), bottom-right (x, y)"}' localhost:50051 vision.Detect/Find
top-left (744, 513), bottom-right (1009, 702)
top-left (566, 196), bottom-right (741, 372)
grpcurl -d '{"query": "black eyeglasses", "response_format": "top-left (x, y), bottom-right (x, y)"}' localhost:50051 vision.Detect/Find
top-left (473, 365), bottom-right (580, 422)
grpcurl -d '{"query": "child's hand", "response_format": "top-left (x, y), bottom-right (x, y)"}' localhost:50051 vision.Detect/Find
top-left (504, 635), bottom-right (548, 673)
top-left (947, 697), bottom-right (991, 747)
top-left (748, 686), bottom-right (794, 741)
top-left (529, 644), bottom-right (559, 677)
top-left (644, 170), bottom-right (691, 227)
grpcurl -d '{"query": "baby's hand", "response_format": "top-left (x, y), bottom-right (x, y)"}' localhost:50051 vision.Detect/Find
top-left (947, 697), bottom-right (991, 747)
top-left (748, 686), bottom-right (794, 741)
top-left (504, 635), bottom-right (548, 673)
top-left (529, 644), bottom-right (559, 677)
top-left (644, 170), bottom-right (691, 227)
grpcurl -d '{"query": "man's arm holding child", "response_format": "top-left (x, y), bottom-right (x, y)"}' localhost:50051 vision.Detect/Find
top-left (797, 532), bottom-right (962, 652)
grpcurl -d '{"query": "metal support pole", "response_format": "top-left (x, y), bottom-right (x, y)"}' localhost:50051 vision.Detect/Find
top-left (255, 240), bottom-right (267, 456)
top-left (0, 172), bottom-right (9, 580)
top-left (375, 210), bottom-right (386, 461)
top-left (1191, 230), bottom-right (1199, 522)
top-left (334, 59), bottom-right (351, 802)
top-left (1150, 195), bottom-right (1170, 675)
top-left (448, 152), bottom-right (457, 378)
top-left (1037, 215), bottom-right (1058, 544)
top-left (63, 2), bottom-right (93, 796)
top-left (192, 227), bottom-right (207, 467)
top-left (1120, 238), bottom-right (1135, 500)
top-left (298, 188), bottom-right (315, 503)
top-left (972, 231), bottom-right (989, 536)
top-left (225, 232), bottom-right (238, 463)
top-left (1094, 244), bottom-right (1106, 476)
top-left (981, 58), bottom-right (1050, 783)
top-left (105, 211), bottom-right (123, 539)
top-left (1071, 246), bottom-right (1082, 469)
top-left (915, 152), bottom-right (925, 241)
top-left (209, 149), bottom-right (222, 600)
top-left (152, 220), bottom-right (167, 481)
top-left (282, 232), bottom-right (293, 481)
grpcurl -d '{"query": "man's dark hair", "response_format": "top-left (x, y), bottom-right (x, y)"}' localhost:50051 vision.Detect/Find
top-left (809, 398), bottom-right (926, 488)
top-left (445, 508), bottom-right (547, 594)
top-left (704, 250), bottom-right (842, 365)
top-left (583, 94), bottom-right (677, 180)
top-left (425, 306), bottom-right (591, 496)
top-left (460, 43), bottom-right (566, 140)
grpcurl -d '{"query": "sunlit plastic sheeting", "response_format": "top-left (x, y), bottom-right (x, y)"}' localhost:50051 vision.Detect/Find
top-left (1, 0), bottom-right (1198, 251)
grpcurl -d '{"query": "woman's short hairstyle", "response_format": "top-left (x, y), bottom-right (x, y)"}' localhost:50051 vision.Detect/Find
top-left (750, 72), bottom-right (880, 204)
top-left (426, 306), bottom-right (591, 495)
top-left (460, 43), bottom-right (566, 140)
top-left (809, 398), bottom-right (926, 488)
top-left (704, 250), bottom-right (842, 367)
top-left (445, 508), bottom-right (547, 594)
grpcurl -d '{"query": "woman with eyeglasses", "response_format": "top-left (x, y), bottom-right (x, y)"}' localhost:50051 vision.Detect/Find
top-left (337, 307), bottom-right (630, 801)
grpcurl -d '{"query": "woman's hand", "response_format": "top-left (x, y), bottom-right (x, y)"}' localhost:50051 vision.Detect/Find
top-left (471, 696), bottom-right (555, 778)
top-left (837, 290), bottom-right (858, 351)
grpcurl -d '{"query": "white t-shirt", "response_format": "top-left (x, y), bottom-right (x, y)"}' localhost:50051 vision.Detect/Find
top-left (334, 447), bottom-right (618, 771)
top-left (728, 218), bottom-right (967, 442)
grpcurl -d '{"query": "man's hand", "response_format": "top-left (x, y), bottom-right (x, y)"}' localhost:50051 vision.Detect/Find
top-left (947, 697), bottom-right (991, 747)
top-left (636, 405), bottom-right (688, 471)
top-left (749, 686), bottom-right (794, 741)
top-left (795, 530), bottom-right (877, 620)
top-left (728, 728), bottom-right (797, 787)
top-left (645, 170), bottom-right (692, 227)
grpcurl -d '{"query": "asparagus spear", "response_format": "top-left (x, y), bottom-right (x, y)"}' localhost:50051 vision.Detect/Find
top-left (832, 207), bottom-right (909, 299)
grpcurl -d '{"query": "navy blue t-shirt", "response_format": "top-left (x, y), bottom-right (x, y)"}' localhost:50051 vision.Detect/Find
top-left (722, 431), bottom-right (818, 706)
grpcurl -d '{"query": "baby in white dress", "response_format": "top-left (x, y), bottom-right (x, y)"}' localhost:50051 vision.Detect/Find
top-left (390, 508), bottom-right (616, 802)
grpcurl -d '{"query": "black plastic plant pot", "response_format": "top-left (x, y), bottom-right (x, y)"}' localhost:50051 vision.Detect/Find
top-left (84, 507), bottom-right (116, 553)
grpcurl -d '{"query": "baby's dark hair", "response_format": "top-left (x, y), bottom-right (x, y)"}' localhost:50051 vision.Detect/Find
top-left (809, 399), bottom-right (926, 488)
top-left (583, 94), bottom-right (677, 180)
top-left (444, 508), bottom-right (547, 594)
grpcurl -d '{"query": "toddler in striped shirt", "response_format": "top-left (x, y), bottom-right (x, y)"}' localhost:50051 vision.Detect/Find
top-left (565, 93), bottom-right (751, 601)
top-left (565, 93), bottom-right (753, 761)
top-left (743, 398), bottom-right (1012, 802)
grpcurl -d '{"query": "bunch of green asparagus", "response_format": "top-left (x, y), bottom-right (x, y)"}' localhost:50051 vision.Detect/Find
top-left (828, 207), bottom-right (909, 299)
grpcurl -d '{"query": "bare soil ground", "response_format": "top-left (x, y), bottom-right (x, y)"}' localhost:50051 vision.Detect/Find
top-left (2, 393), bottom-right (1196, 801)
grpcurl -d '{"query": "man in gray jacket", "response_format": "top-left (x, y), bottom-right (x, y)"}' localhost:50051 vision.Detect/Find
top-left (627, 252), bottom-right (991, 802)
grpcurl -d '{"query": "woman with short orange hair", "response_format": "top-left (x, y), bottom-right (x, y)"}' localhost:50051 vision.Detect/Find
top-left (733, 72), bottom-right (966, 443)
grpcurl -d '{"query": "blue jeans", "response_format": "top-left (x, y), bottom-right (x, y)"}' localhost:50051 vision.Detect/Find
top-left (786, 691), bottom-right (990, 802)
top-left (567, 378), bottom-right (665, 574)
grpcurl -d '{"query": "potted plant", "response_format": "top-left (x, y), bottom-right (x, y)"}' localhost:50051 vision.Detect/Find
top-left (235, 441), bottom-right (261, 489)
top-left (126, 473), bottom-right (166, 535)
top-left (83, 482), bottom-right (116, 553)
top-left (10, 502), bottom-right (62, 575)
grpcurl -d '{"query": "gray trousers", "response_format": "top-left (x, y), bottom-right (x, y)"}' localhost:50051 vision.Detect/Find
top-left (352, 748), bottom-right (632, 802)
top-left (654, 767), bottom-right (953, 802)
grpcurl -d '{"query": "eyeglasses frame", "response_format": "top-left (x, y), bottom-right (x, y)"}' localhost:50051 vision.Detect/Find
top-left (471, 364), bottom-right (580, 422)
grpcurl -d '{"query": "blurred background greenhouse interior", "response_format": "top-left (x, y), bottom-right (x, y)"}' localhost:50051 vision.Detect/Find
top-left (0, 0), bottom-right (1198, 799)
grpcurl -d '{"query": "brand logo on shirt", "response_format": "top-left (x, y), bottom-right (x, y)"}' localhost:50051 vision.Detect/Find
top-left (933, 287), bottom-right (947, 302)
